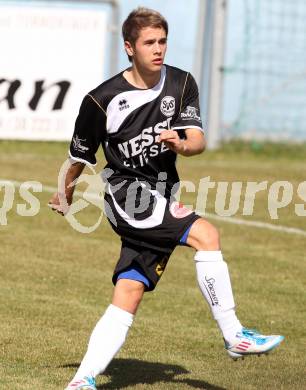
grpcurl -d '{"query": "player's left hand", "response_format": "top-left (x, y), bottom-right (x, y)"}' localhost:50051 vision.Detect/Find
top-left (158, 130), bottom-right (186, 154)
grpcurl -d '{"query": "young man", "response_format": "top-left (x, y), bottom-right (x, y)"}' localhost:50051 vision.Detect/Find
top-left (49, 8), bottom-right (284, 390)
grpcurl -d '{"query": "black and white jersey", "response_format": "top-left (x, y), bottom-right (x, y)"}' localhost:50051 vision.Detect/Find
top-left (69, 64), bottom-right (203, 195)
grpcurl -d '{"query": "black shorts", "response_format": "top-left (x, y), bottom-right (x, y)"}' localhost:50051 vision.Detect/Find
top-left (105, 180), bottom-right (201, 291)
top-left (112, 240), bottom-right (172, 291)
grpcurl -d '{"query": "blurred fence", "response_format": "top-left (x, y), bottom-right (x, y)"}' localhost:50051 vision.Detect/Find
top-left (221, 0), bottom-right (306, 143)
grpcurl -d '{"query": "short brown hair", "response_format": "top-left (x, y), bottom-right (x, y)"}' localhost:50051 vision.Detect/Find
top-left (122, 7), bottom-right (168, 61)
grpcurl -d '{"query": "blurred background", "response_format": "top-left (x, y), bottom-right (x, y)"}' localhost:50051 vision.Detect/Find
top-left (1, 0), bottom-right (306, 148)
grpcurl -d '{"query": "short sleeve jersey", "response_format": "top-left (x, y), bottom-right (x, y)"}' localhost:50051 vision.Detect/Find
top-left (69, 64), bottom-right (203, 194)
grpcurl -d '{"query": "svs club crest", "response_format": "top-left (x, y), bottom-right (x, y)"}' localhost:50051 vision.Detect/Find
top-left (160, 96), bottom-right (175, 117)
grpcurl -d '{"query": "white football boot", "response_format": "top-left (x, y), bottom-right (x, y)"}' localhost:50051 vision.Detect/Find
top-left (225, 328), bottom-right (284, 360)
top-left (65, 376), bottom-right (97, 390)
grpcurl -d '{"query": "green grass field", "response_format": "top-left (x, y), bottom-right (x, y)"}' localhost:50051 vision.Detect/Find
top-left (1, 140), bottom-right (306, 389)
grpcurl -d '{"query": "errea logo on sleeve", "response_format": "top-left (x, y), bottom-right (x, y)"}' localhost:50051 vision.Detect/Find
top-left (160, 96), bottom-right (175, 117)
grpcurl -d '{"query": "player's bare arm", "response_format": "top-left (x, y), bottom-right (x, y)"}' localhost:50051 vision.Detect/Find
top-left (48, 161), bottom-right (85, 215)
top-left (158, 128), bottom-right (206, 156)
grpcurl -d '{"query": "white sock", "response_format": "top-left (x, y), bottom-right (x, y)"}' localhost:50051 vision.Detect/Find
top-left (71, 304), bottom-right (134, 381)
top-left (194, 250), bottom-right (242, 343)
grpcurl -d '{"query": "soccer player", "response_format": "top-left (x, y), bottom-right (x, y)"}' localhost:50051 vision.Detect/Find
top-left (49, 8), bottom-right (284, 390)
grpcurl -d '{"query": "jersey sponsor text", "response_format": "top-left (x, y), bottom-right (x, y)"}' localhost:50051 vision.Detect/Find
top-left (117, 117), bottom-right (172, 167)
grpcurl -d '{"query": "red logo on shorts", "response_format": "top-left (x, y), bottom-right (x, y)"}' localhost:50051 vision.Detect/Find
top-left (170, 201), bottom-right (193, 218)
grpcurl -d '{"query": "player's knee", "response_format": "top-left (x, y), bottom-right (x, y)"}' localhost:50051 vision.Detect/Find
top-left (188, 219), bottom-right (220, 250)
top-left (128, 286), bottom-right (144, 307)
top-left (199, 225), bottom-right (219, 250)
top-left (112, 279), bottom-right (145, 313)
top-left (204, 224), bottom-right (220, 249)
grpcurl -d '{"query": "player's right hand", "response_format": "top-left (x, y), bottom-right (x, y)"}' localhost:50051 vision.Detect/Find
top-left (48, 192), bottom-right (70, 216)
